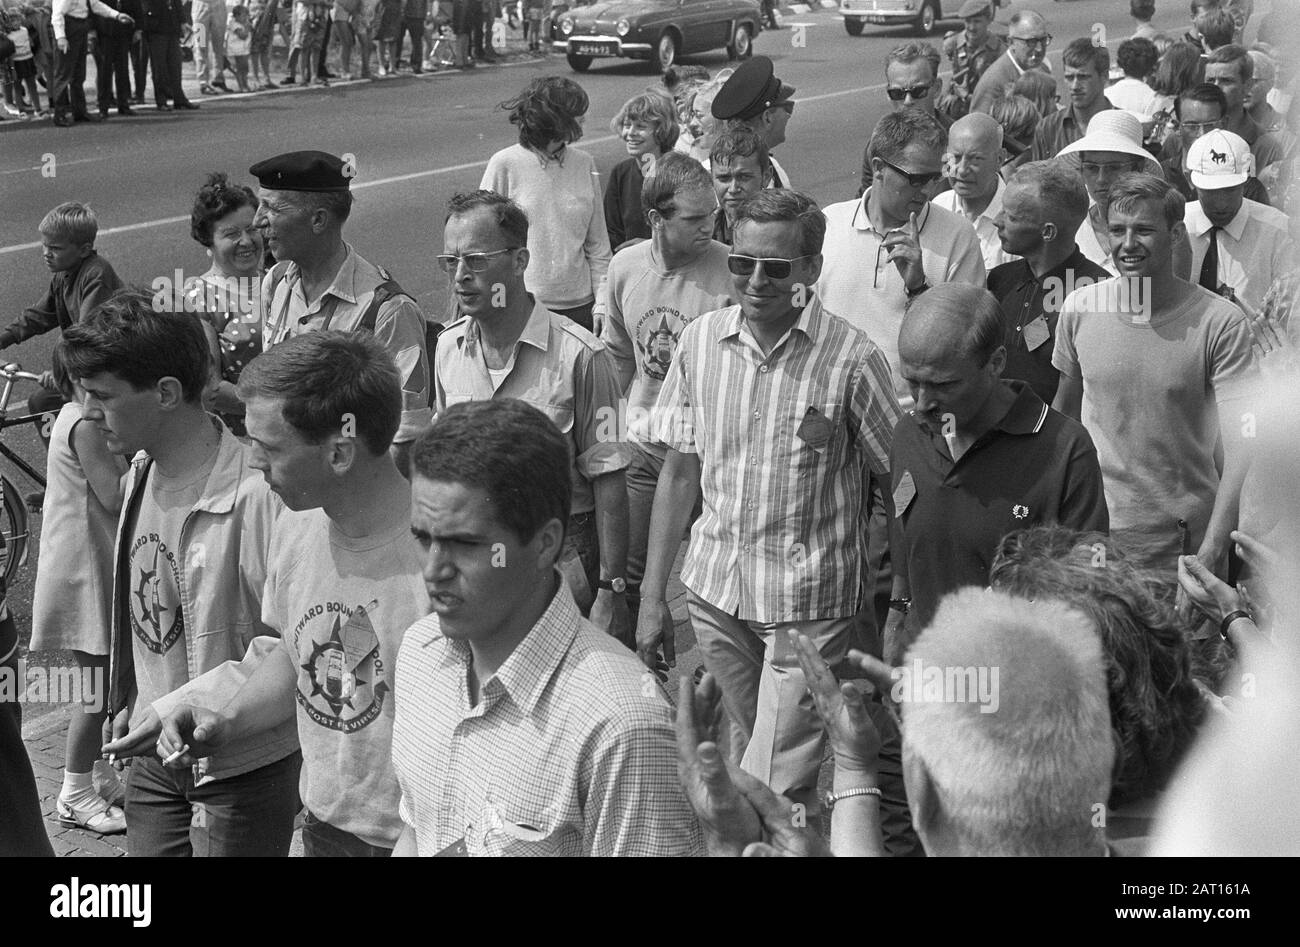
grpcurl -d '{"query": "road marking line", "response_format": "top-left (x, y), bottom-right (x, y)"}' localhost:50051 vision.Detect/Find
top-left (0, 83), bottom-right (891, 256)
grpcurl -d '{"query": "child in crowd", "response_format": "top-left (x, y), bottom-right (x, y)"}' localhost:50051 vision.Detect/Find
top-left (29, 348), bottom-right (129, 836)
top-left (0, 202), bottom-right (123, 421)
top-left (226, 4), bottom-right (254, 92)
top-left (249, 0), bottom-right (280, 89)
top-left (522, 0), bottom-right (541, 52)
top-left (375, 0), bottom-right (402, 75)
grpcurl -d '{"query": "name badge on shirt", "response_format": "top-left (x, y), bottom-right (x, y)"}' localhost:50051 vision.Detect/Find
top-left (893, 470), bottom-right (917, 518)
top-left (434, 837), bottom-right (468, 857)
top-left (796, 406), bottom-right (833, 451)
top-left (1021, 315), bottom-right (1051, 352)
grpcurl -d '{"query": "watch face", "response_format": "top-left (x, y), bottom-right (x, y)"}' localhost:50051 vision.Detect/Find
top-left (611, 578), bottom-right (627, 593)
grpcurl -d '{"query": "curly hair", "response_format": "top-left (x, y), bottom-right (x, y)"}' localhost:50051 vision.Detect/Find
top-left (609, 90), bottom-right (680, 153)
top-left (1150, 42), bottom-right (1205, 97)
top-left (989, 526), bottom-right (1208, 808)
top-left (190, 172), bottom-right (258, 248)
top-left (500, 76), bottom-right (590, 152)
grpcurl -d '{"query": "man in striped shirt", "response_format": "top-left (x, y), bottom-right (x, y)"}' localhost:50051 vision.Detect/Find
top-left (637, 189), bottom-right (903, 815)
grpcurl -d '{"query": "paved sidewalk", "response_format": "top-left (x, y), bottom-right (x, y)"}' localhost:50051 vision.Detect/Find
top-left (21, 548), bottom-right (700, 857)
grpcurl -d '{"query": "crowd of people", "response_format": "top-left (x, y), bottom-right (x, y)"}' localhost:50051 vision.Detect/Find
top-left (2, 0), bottom-right (1299, 858)
top-left (0, 0), bottom-right (560, 125)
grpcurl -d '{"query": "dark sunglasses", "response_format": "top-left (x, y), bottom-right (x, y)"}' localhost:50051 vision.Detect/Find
top-left (878, 156), bottom-right (942, 189)
top-left (727, 254), bottom-right (814, 279)
top-left (886, 84), bottom-right (933, 102)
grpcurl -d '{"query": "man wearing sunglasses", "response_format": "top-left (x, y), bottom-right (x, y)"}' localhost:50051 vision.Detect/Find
top-left (970, 9), bottom-right (1053, 115)
top-left (884, 42), bottom-right (949, 130)
top-left (637, 188), bottom-right (901, 824)
top-left (432, 191), bottom-right (634, 648)
top-left (711, 55), bottom-right (797, 189)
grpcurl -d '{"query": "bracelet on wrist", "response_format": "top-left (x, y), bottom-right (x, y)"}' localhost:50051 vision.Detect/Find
top-left (825, 786), bottom-right (881, 809)
top-left (1219, 608), bottom-right (1252, 642)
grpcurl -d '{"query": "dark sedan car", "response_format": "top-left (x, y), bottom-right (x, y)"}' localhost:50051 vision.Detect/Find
top-left (552, 0), bottom-right (761, 73)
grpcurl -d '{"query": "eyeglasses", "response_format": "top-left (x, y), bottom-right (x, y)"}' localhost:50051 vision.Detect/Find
top-left (1175, 120), bottom-right (1220, 134)
top-left (726, 254), bottom-right (814, 279)
top-left (879, 156), bottom-right (943, 189)
top-left (886, 84), bottom-right (934, 102)
top-left (1010, 33), bottom-right (1052, 47)
top-left (435, 247), bottom-right (519, 273)
top-left (1080, 160), bottom-right (1142, 175)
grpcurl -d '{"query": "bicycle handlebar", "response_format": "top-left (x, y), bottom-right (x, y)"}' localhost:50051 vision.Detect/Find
top-left (0, 364), bottom-right (43, 384)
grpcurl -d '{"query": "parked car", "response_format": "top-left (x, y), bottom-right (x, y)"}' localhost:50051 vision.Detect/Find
top-left (839, 0), bottom-right (1000, 37)
top-left (552, 0), bottom-right (761, 73)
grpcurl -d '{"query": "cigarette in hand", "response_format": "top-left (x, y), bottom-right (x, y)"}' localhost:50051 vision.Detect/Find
top-left (162, 744), bottom-right (191, 766)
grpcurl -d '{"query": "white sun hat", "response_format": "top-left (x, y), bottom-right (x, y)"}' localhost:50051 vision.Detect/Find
top-left (1055, 111), bottom-right (1162, 172)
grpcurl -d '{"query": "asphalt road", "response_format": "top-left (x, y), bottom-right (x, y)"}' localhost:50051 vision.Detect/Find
top-left (1, 0), bottom-right (1145, 707)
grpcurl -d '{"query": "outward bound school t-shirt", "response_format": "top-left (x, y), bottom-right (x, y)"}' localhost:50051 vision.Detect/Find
top-left (263, 508), bottom-right (426, 849)
top-left (127, 452), bottom-right (219, 729)
top-left (1051, 279), bottom-right (1256, 570)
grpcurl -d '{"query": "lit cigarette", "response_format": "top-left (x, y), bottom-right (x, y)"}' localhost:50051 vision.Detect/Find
top-left (162, 744), bottom-right (190, 766)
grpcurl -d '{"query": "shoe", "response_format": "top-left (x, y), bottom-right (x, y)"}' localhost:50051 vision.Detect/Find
top-left (156, 103), bottom-right (174, 111)
top-left (132, 93), bottom-right (145, 104)
top-left (261, 80), bottom-right (278, 89)
top-left (177, 101), bottom-right (200, 110)
top-left (118, 106), bottom-right (136, 116)
top-left (319, 69), bottom-right (335, 78)
top-left (73, 112), bottom-right (102, 123)
top-left (56, 793), bottom-right (127, 835)
top-left (411, 66), bottom-right (422, 74)
top-left (211, 81), bottom-right (231, 92)
top-left (98, 108), bottom-right (110, 119)
top-left (93, 762), bottom-right (126, 809)
top-left (53, 113), bottom-right (73, 126)
top-left (281, 75), bottom-right (296, 84)
top-left (338, 72), bottom-right (353, 80)
top-left (200, 82), bottom-right (218, 94)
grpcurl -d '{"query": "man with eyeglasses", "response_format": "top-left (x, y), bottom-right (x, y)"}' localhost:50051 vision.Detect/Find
top-left (970, 9), bottom-right (1053, 115)
top-left (253, 150), bottom-right (431, 474)
top-left (711, 55), bottom-right (796, 188)
top-left (1204, 45), bottom-right (1292, 174)
top-left (637, 187), bottom-right (901, 825)
top-left (943, 1), bottom-right (1007, 108)
top-left (601, 154), bottom-right (734, 648)
top-left (933, 112), bottom-right (1018, 270)
top-left (433, 190), bottom-right (634, 648)
top-left (1160, 84), bottom-right (1272, 205)
top-left (1029, 38), bottom-right (1114, 163)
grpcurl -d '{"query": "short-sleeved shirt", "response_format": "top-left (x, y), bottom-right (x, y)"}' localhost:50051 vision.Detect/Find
top-left (600, 239), bottom-right (736, 454)
top-left (986, 247), bottom-right (1110, 403)
top-left (1030, 102), bottom-right (1115, 163)
top-left (819, 192), bottom-right (986, 406)
top-left (891, 380), bottom-right (1109, 634)
top-left (651, 295), bottom-right (902, 622)
top-left (260, 244), bottom-right (431, 442)
top-left (390, 577), bottom-right (703, 857)
top-left (434, 296), bottom-right (631, 514)
top-left (1185, 198), bottom-right (1297, 315)
top-left (1051, 279), bottom-right (1257, 569)
top-left (932, 177), bottom-right (1018, 272)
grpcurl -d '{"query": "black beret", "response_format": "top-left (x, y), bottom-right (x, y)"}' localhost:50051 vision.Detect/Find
top-left (711, 56), bottom-right (796, 122)
top-left (248, 150), bottom-right (352, 192)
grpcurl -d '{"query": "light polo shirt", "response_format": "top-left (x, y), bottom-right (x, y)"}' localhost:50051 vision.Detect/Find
top-left (260, 245), bottom-right (431, 442)
top-left (932, 176), bottom-right (1017, 272)
top-left (434, 296), bottom-right (631, 515)
top-left (651, 294), bottom-right (902, 623)
top-left (1185, 198), bottom-right (1297, 315)
top-left (891, 380), bottom-right (1109, 634)
top-left (390, 576), bottom-right (703, 857)
top-left (818, 192), bottom-right (986, 406)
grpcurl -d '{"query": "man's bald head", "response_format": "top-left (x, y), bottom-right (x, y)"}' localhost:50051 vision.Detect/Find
top-left (949, 111), bottom-right (1004, 152)
top-left (946, 112), bottom-right (1004, 203)
top-left (900, 283), bottom-right (1003, 368)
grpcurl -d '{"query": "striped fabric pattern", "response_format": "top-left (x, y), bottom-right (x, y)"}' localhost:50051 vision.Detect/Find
top-left (651, 295), bottom-right (902, 622)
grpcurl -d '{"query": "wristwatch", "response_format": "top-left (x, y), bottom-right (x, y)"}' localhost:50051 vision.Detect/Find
top-left (888, 597), bottom-right (912, 614)
top-left (597, 578), bottom-right (628, 593)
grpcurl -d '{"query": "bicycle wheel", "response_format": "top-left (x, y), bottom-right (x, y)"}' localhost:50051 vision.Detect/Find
top-left (0, 474), bottom-right (30, 587)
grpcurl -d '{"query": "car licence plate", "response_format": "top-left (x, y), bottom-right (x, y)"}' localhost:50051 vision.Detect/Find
top-left (865, 14), bottom-right (890, 22)
top-left (572, 41), bottom-right (618, 56)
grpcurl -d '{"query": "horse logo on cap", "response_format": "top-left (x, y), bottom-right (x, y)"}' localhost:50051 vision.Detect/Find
top-left (1210, 148), bottom-right (1228, 165)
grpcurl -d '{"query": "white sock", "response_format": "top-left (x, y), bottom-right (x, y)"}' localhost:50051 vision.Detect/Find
top-left (61, 770), bottom-right (94, 801)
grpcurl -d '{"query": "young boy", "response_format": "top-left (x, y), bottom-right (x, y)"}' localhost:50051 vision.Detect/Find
top-left (76, 290), bottom-right (300, 857)
top-left (0, 202), bottom-right (123, 417)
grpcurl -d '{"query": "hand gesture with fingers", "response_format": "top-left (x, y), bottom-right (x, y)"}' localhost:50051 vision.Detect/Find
top-left (673, 672), bottom-right (761, 856)
top-left (101, 705), bottom-right (161, 768)
top-left (882, 212), bottom-right (925, 294)
top-left (730, 768), bottom-right (831, 858)
top-left (789, 632), bottom-right (880, 775)
top-left (155, 704), bottom-right (231, 769)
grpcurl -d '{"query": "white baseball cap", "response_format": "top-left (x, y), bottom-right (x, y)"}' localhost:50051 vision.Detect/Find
top-left (1186, 129), bottom-right (1253, 190)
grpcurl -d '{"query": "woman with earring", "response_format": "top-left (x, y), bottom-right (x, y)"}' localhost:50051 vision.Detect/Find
top-left (185, 171), bottom-right (265, 435)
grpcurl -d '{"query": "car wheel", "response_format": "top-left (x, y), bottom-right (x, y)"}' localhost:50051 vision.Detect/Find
top-left (844, 17), bottom-right (865, 36)
top-left (913, 0), bottom-right (937, 35)
top-left (727, 23), bottom-right (753, 60)
top-left (566, 52), bottom-right (592, 72)
top-left (655, 32), bottom-right (677, 72)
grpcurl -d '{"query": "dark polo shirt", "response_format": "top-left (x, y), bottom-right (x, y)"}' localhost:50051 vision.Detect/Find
top-left (890, 380), bottom-right (1109, 638)
top-left (987, 247), bottom-right (1110, 403)
top-left (1029, 101), bottom-right (1114, 163)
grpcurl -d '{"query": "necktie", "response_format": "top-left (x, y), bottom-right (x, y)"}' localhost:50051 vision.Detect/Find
top-left (1199, 226), bottom-right (1220, 293)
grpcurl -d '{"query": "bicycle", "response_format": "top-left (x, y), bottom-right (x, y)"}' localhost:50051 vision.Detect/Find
top-left (0, 363), bottom-right (50, 586)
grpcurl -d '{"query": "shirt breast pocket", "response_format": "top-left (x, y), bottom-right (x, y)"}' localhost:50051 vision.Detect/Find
top-left (790, 402), bottom-right (843, 460)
